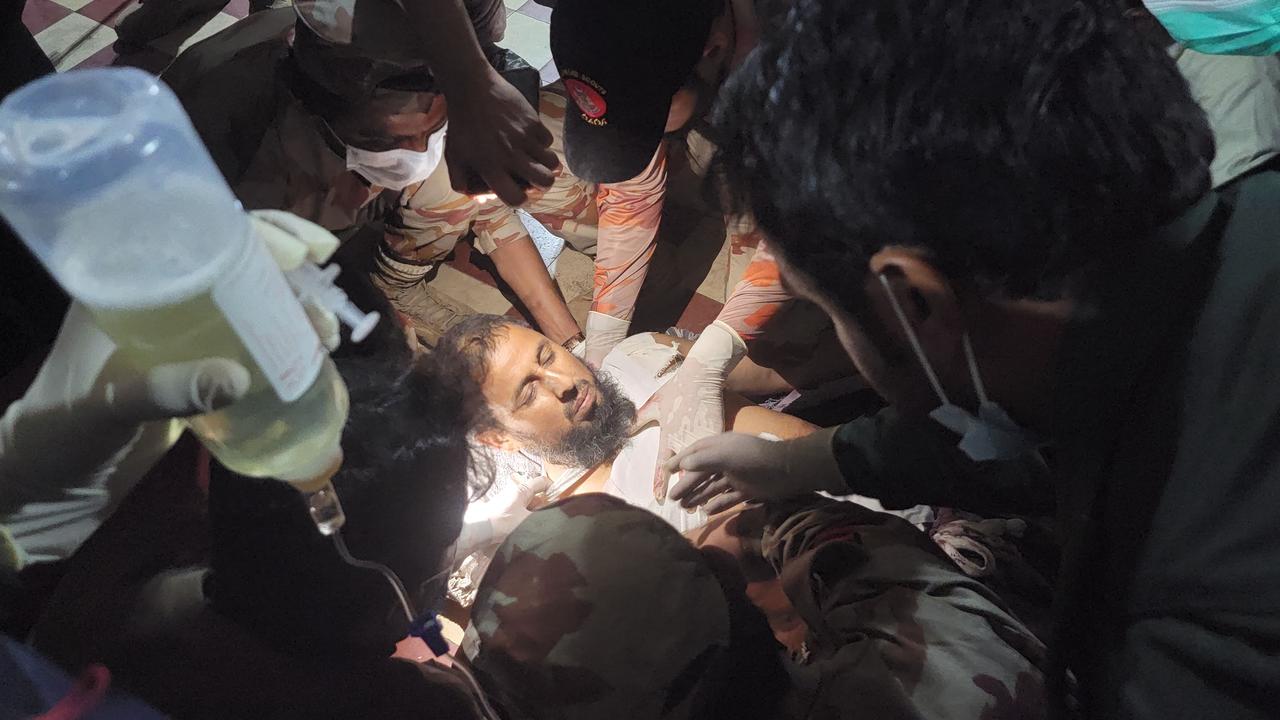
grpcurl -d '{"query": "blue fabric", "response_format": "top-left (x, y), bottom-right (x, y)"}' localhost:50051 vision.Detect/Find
top-left (0, 635), bottom-right (167, 719)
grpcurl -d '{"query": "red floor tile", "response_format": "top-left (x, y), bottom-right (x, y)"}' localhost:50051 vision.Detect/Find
top-left (517, 0), bottom-right (552, 23)
top-left (21, 0), bottom-right (71, 34)
top-left (77, 0), bottom-right (138, 24)
top-left (674, 292), bottom-right (723, 334)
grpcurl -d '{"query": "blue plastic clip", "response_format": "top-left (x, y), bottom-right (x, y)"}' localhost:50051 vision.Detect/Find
top-left (409, 612), bottom-right (450, 657)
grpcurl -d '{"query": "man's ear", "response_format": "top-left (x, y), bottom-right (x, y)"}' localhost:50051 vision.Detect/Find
top-left (865, 247), bottom-right (965, 375)
top-left (475, 427), bottom-right (523, 453)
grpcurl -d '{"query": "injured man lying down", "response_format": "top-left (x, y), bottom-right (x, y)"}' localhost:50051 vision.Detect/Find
top-left (432, 315), bottom-right (921, 608)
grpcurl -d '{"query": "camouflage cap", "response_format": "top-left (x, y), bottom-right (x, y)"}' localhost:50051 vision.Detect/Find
top-left (462, 494), bottom-right (733, 720)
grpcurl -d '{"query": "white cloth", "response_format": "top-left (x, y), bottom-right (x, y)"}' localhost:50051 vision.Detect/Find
top-left (1174, 46), bottom-right (1280, 187)
top-left (596, 334), bottom-right (711, 533)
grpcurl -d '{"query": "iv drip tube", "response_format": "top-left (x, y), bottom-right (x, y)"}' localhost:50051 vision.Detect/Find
top-left (330, 530), bottom-right (501, 720)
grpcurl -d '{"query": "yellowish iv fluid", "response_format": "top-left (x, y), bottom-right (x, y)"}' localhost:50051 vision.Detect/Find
top-left (90, 291), bottom-right (349, 480)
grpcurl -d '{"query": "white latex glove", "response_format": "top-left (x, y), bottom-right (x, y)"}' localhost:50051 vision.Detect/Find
top-left (631, 321), bottom-right (747, 505)
top-left (454, 473), bottom-right (551, 559)
top-left (583, 311), bottom-right (631, 368)
top-left (665, 428), bottom-right (849, 515)
top-left (0, 210), bottom-right (341, 565)
top-left (250, 209), bottom-right (341, 351)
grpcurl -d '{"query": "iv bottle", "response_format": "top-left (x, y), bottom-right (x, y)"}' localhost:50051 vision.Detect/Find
top-left (0, 68), bottom-right (347, 486)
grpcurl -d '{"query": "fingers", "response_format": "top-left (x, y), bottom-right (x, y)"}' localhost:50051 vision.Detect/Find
top-left (704, 489), bottom-right (748, 516)
top-left (664, 433), bottom-right (732, 475)
top-left (515, 472), bottom-right (552, 498)
top-left (108, 358), bottom-right (250, 422)
top-left (526, 118), bottom-right (555, 153)
top-left (629, 397), bottom-right (660, 436)
top-left (253, 217), bottom-right (307, 270)
top-left (679, 476), bottom-right (735, 510)
top-left (250, 210), bottom-right (340, 267)
top-left (303, 302), bottom-right (341, 352)
top-left (444, 146), bottom-right (471, 196)
top-left (515, 148), bottom-right (557, 189)
top-left (483, 169), bottom-right (529, 206)
top-left (652, 435), bottom-right (673, 505)
top-left (668, 468), bottom-right (716, 505)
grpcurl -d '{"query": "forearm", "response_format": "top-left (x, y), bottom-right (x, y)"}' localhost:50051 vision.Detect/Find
top-left (402, 0), bottom-right (495, 97)
top-left (590, 146), bottom-right (668, 321)
top-left (489, 236), bottom-right (581, 345)
top-left (831, 407), bottom-right (1056, 516)
top-left (716, 241), bottom-right (792, 343)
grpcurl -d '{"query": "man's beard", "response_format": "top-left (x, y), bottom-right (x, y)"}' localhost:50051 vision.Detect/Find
top-left (526, 371), bottom-right (635, 469)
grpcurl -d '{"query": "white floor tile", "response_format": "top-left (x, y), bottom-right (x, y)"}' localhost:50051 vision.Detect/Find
top-left (150, 10), bottom-right (236, 57)
top-left (35, 13), bottom-right (117, 71)
top-left (502, 10), bottom-right (551, 69)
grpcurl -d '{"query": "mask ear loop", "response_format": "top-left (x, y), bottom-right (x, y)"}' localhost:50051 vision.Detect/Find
top-left (960, 333), bottom-right (990, 405)
top-left (877, 273), bottom-right (950, 406)
top-left (331, 532), bottom-right (502, 720)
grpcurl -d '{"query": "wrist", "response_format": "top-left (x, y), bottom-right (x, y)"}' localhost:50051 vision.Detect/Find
top-left (438, 63), bottom-right (500, 104)
top-left (782, 427), bottom-right (848, 494)
top-left (687, 321), bottom-right (747, 382)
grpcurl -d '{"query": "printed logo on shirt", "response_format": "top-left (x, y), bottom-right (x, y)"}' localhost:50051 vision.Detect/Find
top-left (563, 74), bottom-right (608, 126)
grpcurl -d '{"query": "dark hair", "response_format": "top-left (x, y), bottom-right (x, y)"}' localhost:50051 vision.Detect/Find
top-left (206, 350), bottom-right (477, 659)
top-left (711, 0), bottom-right (1213, 312)
top-left (430, 313), bottom-right (529, 435)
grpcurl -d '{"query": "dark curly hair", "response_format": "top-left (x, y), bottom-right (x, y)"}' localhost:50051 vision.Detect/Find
top-left (429, 313), bottom-right (530, 437)
top-left (711, 0), bottom-right (1213, 314)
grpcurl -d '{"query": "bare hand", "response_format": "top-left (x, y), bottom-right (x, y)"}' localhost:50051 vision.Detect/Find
top-left (444, 69), bottom-right (559, 205)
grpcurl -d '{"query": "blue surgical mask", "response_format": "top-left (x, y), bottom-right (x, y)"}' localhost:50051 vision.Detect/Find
top-left (1144, 0), bottom-right (1280, 55)
top-left (877, 274), bottom-right (1038, 462)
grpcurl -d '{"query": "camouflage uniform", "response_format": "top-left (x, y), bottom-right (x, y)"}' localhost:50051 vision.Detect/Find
top-left (463, 493), bottom-right (1049, 719)
top-left (163, 3), bottom-right (506, 243)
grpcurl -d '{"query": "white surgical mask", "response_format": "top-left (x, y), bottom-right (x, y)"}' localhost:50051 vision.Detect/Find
top-left (345, 121), bottom-right (447, 191)
top-left (878, 273), bottom-right (1037, 462)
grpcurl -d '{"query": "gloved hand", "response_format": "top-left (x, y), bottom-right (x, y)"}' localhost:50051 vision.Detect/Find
top-left (454, 473), bottom-right (551, 558)
top-left (632, 321), bottom-right (746, 505)
top-left (666, 428), bottom-right (849, 515)
top-left (583, 311), bottom-right (631, 368)
top-left (0, 210), bottom-right (341, 564)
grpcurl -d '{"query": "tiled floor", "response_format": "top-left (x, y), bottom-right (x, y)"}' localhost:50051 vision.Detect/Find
top-left (19, 0), bottom-right (747, 337)
top-left (22, 0), bottom-right (565, 78)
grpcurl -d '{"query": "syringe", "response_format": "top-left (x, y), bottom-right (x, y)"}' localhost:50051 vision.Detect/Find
top-left (286, 262), bottom-right (381, 343)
